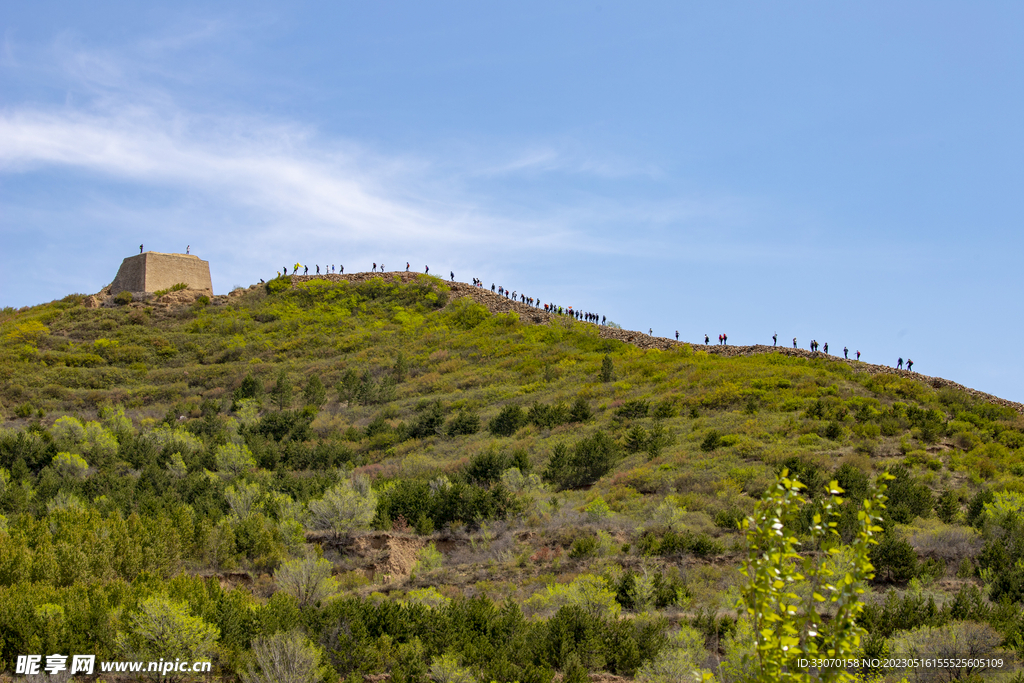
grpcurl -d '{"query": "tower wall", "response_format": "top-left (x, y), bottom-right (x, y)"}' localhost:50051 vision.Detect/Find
top-left (109, 252), bottom-right (213, 295)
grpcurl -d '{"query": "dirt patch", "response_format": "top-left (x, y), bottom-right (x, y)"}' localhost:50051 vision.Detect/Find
top-left (350, 532), bottom-right (426, 579)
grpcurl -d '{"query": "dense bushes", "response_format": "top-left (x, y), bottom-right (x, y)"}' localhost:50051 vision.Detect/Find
top-left (543, 431), bottom-right (620, 490)
top-left (374, 479), bottom-right (520, 532)
top-left (315, 597), bottom-right (666, 682)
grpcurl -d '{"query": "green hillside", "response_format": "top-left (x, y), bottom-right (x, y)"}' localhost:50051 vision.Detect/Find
top-left (2, 273), bottom-right (1023, 681)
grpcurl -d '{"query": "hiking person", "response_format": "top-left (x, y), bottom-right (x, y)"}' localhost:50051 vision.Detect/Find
top-left (793, 338), bottom-right (797, 349)
top-left (381, 264), bottom-right (384, 271)
top-left (907, 359), bottom-right (914, 371)
top-left (675, 330), bottom-right (679, 340)
top-left (823, 342), bottom-right (828, 354)
top-left (844, 347), bottom-right (848, 359)
top-left (705, 334), bottom-right (709, 345)
top-left (723, 333), bottom-right (728, 345)
top-left (773, 332), bottom-right (777, 346)
top-left (649, 328), bottom-right (653, 335)
top-left (340, 265), bottom-right (344, 274)
top-left (140, 244), bottom-right (143, 253)
top-left (406, 262), bottom-right (410, 271)
top-left (304, 265), bottom-right (308, 275)
top-left (450, 271), bottom-right (455, 281)
top-left (491, 284), bottom-right (495, 292)
top-left (602, 315), bottom-right (606, 324)
top-left (425, 265), bottom-right (429, 274)
top-left (856, 350), bottom-right (860, 360)
top-left (283, 267), bottom-right (287, 275)
top-left (294, 262), bottom-right (300, 272)
top-left (316, 265), bottom-right (320, 274)
top-left (186, 245), bottom-right (190, 254)
top-left (372, 263), bottom-right (377, 272)
top-left (897, 357), bottom-right (903, 369)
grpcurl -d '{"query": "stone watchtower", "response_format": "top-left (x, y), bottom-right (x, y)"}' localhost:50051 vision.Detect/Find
top-left (109, 252), bottom-right (213, 296)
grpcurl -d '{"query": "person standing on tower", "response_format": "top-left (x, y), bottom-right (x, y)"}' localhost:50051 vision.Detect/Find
top-left (773, 332), bottom-right (777, 346)
top-left (140, 244), bottom-right (143, 253)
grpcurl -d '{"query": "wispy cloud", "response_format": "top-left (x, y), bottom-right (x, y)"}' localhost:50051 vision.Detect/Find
top-left (0, 28), bottom-right (785, 273)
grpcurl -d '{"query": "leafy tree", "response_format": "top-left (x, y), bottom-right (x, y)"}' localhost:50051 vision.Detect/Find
top-left (52, 451), bottom-right (88, 479)
top-left (736, 469), bottom-right (890, 682)
top-left (215, 443), bottom-right (256, 476)
top-left (115, 596), bottom-right (219, 682)
top-left (275, 557), bottom-right (339, 608)
top-left (308, 477), bottom-right (377, 538)
top-left (889, 621), bottom-right (1005, 682)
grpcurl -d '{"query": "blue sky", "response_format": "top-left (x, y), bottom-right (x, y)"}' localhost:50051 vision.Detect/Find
top-left (2, 2), bottom-right (1022, 401)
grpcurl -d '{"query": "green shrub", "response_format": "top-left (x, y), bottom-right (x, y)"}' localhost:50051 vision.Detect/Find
top-left (886, 465), bottom-right (933, 524)
top-left (266, 275), bottom-right (291, 294)
top-left (465, 447), bottom-right (529, 485)
top-left (700, 430), bottom-right (722, 452)
top-left (870, 532), bottom-right (919, 583)
top-left (600, 355), bottom-right (614, 382)
top-left (302, 375), bottom-right (327, 409)
top-left (113, 291), bottom-right (134, 306)
top-left (409, 400), bottom-right (446, 439)
top-left (569, 535), bottom-right (599, 559)
top-left (617, 400), bottom-right (649, 419)
top-left (652, 400), bottom-right (677, 419)
top-left (544, 431), bottom-right (620, 490)
top-left (445, 408), bottom-right (480, 436)
top-left (153, 283), bottom-right (189, 297)
top-left (489, 404), bottom-right (528, 437)
top-left (233, 372), bottom-right (264, 408)
top-left (569, 396), bottom-right (593, 422)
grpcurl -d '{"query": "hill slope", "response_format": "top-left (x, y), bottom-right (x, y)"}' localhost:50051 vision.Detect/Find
top-left (1, 272), bottom-right (1023, 680)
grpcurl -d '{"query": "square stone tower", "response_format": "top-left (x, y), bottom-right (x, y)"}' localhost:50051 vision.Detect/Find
top-left (109, 252), bottom-right (213, 295)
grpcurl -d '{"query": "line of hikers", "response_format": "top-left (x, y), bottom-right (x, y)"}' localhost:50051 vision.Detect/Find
top-left (278, 262), bottom-right (436, 276)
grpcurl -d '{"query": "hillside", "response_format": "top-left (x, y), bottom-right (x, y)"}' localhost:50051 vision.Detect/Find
top-left (2, 272), bottom-right (1024, 681)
